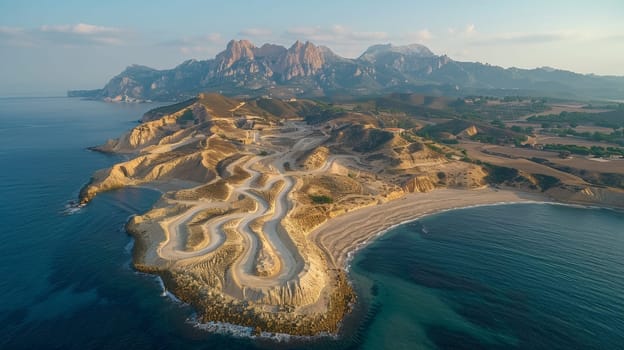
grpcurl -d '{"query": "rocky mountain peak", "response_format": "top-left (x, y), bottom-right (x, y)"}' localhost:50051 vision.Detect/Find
top-left (278, 40), bottom-right (325, 79)
top-left (255, 43), bottom-right (287, 59)
top-left (69, 39), bottom-right (624, 102)
top-left (290, 40), bottom-right (304, 49)
top-left (122, 64), bottom-right (158, 73)
top-left (287, 41), bottom-right (319, 55)
top-left (215, 39), bottom-right (258, 70)
top-left (359, 43), bottom-right (435, 63)
top-left (402, 44), bottom-right (435, 56)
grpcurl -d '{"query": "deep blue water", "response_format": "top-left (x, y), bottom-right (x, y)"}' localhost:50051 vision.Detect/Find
top-left (0, 97), bottom-right (622, 349)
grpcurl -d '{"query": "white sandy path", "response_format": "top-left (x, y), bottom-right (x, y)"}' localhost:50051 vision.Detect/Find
top-left (231, 156), bottom-right (302, 286)
top-left (144, 134), bottom-right (206, 154)
top-left (158, 126), bottom-right (437, 291)
top-left (157, 152), bottom-right (308, 288)
top-left (158, 202), bottom-right (238, 259)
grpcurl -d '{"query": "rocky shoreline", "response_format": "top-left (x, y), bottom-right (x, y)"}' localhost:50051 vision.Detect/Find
top-left (123, 185), bottom-right (624, 337)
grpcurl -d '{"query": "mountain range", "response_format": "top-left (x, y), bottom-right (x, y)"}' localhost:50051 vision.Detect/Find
top-left (68, 39), bottom-right (624, 102)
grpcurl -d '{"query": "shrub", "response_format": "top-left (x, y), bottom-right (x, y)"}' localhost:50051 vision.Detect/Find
top-left (309, 195), bottom-right (333, 204)
top-left (485, 164), bottom-right (519, 184)
top-left (533, 174), bottom-right (561, 191)
top-left (176, 109), bottom-right (194, 125)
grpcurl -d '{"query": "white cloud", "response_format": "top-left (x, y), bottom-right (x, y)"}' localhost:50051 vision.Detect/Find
top-left (0, 23), bottom-right (129, 47)
top-left (446, 24), bottom-right (476, 38)
top-left (285, 26), bottom-right (320, 37)
top-left (407, 29), bottom-right (433, 42)
top-left (40, 23), bottom-right (122, 35)
top-left (38, 23), bottom-right (128, 45)
top-left (0, 26), bottom-right (24, 35)
top-left (284, 25), bottom-right (388, 43)
top-left (179, 45), bottom-right (215, 55)
top-left (470, 31), bottom-right (581, 46)
top-left (0, 26), bottom-right (32, 47)
top-left (157, 33), bottom-right (224, 56)
top-left (205, 33), bottom-right (223, 43)
top-left (238, 28), bottom-right (273, 37)
top-left (330, 25), bottom-right (388, 41)
top-left (281, 25), bottom-right (389, 56)
top-left (159, 33), bottom-right (222, 46)
top-left (463, 24), bottom-right (476, 36)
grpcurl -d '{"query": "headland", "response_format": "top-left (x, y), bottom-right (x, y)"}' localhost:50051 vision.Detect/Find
top-left (79, 93), bottom-right (624, 336)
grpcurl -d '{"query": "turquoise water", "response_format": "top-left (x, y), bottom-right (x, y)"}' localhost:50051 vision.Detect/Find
top-left (1, 97), bottom-right (622, 349)
top-left (351, 204), bottom-right (624, 350)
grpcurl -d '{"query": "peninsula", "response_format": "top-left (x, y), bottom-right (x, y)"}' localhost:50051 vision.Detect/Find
top-left (79, 92), bottom-right (624, 336)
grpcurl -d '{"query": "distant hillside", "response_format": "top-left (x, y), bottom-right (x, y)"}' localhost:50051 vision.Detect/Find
top-left (69, 40), bottom-right (624, 102)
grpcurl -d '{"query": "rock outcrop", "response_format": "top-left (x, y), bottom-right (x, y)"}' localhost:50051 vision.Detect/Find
top-left (403, 175), bottom-right (437, 193)
top-left (546, 184), bottom-right (624, 208)
top-left (459, 125), bottom-right (479, 138)
top-left (278, 41), bottom-right (326, 80)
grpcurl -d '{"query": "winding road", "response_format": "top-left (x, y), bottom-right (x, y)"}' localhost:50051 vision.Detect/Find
top-left (156, 123), bottom-right (329, 292)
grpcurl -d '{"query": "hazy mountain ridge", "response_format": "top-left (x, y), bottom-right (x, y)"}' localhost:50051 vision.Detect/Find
top-left (68, 40), bottom-right (624, 101)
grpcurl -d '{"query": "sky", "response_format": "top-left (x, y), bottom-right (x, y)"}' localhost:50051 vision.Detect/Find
top-left (1, 0), bottom-right (623, 96)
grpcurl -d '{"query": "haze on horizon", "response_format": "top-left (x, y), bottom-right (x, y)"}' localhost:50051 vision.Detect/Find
top-left (1, 0), bottom-right (623, 96)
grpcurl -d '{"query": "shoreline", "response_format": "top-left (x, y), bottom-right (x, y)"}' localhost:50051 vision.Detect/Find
top-left (68, 182), bottom-right (620, 341)
top-left (310, 187), bottom-right (549, 270)
top-left (157, 187), bottom-right (549, 340)
top-left (108, 183), bottom-right (620, 341)
top-left (312, 185), bottom-right (623, 274)
top-left (165, 192), bottom-right (618, 342)
top-left (340, 198), bottom-right (609, 271)
top-left (130, 185), bottom-right (618, 341)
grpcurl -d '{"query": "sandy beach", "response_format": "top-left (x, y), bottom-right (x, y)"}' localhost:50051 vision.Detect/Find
top-left (311, 187), bottom-right (547, 268)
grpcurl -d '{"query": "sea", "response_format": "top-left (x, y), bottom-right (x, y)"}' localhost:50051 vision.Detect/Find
top-left (0, 97), bottom-right (622, 349)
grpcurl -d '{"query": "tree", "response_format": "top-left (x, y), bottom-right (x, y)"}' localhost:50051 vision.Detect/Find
top-left (491, 119), bottom-right (505, 128)
top-left (510, 125), bottom-right (524, 133)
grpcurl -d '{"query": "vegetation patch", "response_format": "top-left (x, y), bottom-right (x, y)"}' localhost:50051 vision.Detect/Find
top-left (484, 164), bottom-right (520, 184)
top-left (255, 98), bottom-right (297, 117)
top-left (539, 124), bottom-right (624, 146)
top-left (530, 157), bottom-right (624, 189)
top-left (417, 118), bottom-right (527, 145)
top-left (330, 124), bottom-right (394, 152)
top-left (309, 194), bottom-right (334, 204)
top-left (302, 103), bottom-right (346, 124)
top-left (452, 96), bottom-right (548, 120)
top-left (528, 107), bottom-right (624, 129)
top-left (532, 174), bottom-right (561, 191)
top-left (176, 109), bottom-right (195, 125)
top-left (142, 98), bottom-right (197, 121)
top-left (544, 144), bottom-right (624, 157)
